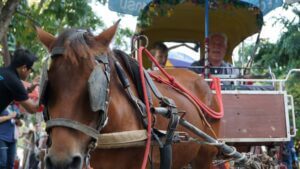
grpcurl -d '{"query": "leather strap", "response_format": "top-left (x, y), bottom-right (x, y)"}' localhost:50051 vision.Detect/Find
top-left (144, 70), bottom-right (163, 99)
top-left (50, 47), bottom-right (65, 57)
top-left (46, 118), bottom-right (100, 140)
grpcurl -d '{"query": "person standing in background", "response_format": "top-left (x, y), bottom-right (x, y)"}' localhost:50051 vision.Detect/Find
top-left (0, 48), bottom-right (41, 169)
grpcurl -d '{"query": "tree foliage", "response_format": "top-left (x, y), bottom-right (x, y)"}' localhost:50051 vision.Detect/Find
top-left (0, 0), bottom-right (19, 41)
top-left (0, 0), bottom-right (134, 75)
top-left (0, 0), bottom-right (134, 131)
top-left (7, 0), bottom-right (105, 73)
top-left (253, 8), bottom-right (300, 76)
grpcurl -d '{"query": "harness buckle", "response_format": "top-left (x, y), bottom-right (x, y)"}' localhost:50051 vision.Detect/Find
top-left (85, 141), bottom-right (96, 168)
top-left (85, 154), bottom-right (91, 169)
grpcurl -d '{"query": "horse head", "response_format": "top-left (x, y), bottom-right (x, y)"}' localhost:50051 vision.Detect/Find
top-left (36, 21), bottom-right (119, 169)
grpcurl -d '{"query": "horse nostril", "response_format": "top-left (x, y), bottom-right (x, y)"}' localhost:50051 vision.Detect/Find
top-left (70, 155), bottom-right (83, 168)
top-left (45, 154), bottom-right (83, 169)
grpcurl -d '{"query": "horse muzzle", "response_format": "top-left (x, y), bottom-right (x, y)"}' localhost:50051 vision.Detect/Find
top-left (45, 153), bottom-right (83, 169)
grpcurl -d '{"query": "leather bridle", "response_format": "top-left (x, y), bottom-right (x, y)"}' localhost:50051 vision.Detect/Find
top-left (40, 44), bottom-right (111, 166)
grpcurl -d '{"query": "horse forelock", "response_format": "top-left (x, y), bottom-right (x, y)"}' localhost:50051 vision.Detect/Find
top-left (53, 29), bottom-right (106, 65)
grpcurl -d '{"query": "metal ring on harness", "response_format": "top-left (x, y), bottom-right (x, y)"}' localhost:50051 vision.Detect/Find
top-left (132, 35), bottom-right (149, 50)
top-left (223, 146), bottom-right (237, 157)
top-left (235, 153), bottom-right (246, 162)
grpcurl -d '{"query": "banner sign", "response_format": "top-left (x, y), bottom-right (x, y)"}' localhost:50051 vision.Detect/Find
top-left (241, 0), bottom-right (283, 15)
top-left (108, 0), bottom-right (151, 16)
top-left (109, 0), bottom-right (283, 16)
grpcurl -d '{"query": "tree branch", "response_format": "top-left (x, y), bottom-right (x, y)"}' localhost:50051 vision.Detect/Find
top-left (0, 1), bottom-right (3, 15)
top-left (0, 0), bottom-right (20, 41)
top-left (1, 34), bottom-right (11, 66)
top-left (37, 0), bottom-right (46, 13)
top-left (16, 10), bottom-right (41, 27)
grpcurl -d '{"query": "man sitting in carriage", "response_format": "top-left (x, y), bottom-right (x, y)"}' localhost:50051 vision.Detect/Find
top-left (190, 33), bottom-right (239, 76)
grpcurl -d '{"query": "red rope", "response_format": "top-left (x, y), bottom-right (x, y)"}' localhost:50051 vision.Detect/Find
top-left (137, 46), bottom-right (224, 169)
top-left (150, 73), bottom-right (224, 119)
top-left (138, 47), bottom-right (152, 169)
top-left (142, 47), bottom-right (224, 119)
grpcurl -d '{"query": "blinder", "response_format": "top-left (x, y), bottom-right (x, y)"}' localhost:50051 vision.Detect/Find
top-left (39, 47), bottom-right (65, 106)
top-left (39, 57), bottom-right (49, 106)
top-left (88, 55), bottom-right (110, 112)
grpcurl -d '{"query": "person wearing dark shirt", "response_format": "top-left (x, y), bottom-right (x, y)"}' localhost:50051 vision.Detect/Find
top-left (282, 138), bottom-right (299, 169)
top-left (0, 48), bottom-right (40, 169)
top-left (190, 33), bottom-right (238, 75)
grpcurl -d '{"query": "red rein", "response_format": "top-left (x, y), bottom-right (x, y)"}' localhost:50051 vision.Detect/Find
top-left (137, 47), bottom-right (224, 169)
top-left (138, 47), bottom-right (152, 169)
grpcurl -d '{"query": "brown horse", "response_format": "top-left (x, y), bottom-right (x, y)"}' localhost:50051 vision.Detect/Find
top-left (36, 22), bottom-right (221, 169)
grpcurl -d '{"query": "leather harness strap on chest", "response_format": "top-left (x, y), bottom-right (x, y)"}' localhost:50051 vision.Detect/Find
top-left (113, 52), bottom-right (181, 169)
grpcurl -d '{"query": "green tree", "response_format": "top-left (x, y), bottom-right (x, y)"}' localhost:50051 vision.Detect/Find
top-left (252, 8), bottom-right (300, 76)
top-left (14, 0), bottom-right (106, 75)
top-left (0, 0), bottom-right (20, 41)
top-left (0, 0), bottom-right (20, 66)
top-left (0, 0), bottom-right (105, 67)
top-left (0, 0), bottom-right (134, 70)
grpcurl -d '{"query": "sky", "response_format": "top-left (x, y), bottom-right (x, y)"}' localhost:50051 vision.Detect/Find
top-left (244, 3), bottom-right (299, 43)
top-left (232, 4), bottom-right (299, 61)
top-left (91, 2), bottom-right (137, 31)
top-left (91, 1), bottom-right (299, 61)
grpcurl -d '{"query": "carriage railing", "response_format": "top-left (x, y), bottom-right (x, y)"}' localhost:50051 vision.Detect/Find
top-left (164, 67), bottom-right (299, 92)
top-left (207, 69), bottom-right (300, 91)
top-left (177, 67), bottom-right (300, 92)
top-left (161, 67), bottom-right (299, 142)
top-left (288, 95), bottom-right (297, 137)
top-left (203, 68), bottom-right (300, 142)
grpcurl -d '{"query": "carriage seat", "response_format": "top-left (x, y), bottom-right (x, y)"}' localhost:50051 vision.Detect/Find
top-left (212, 74), bottom-right (275, 91)
top-left (221, 85), bottom-right (275, 91)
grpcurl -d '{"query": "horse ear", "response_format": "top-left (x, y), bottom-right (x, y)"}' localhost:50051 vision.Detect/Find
top-left (36, 27), bottom-right (56, 51)
top-left (95, 20), bottom-right (120, 47)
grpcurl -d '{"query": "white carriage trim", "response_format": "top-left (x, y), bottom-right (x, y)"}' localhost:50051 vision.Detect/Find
top-left (219, 137), bottom-right (290, 143)
top-left (288, 95), bottom-right (297, 137)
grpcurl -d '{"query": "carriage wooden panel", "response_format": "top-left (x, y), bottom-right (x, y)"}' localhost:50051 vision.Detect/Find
top-left (219, 93), bottom-right (289, 142)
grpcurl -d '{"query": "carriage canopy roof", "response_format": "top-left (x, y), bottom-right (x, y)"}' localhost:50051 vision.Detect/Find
top-left (135, 0), bottom-right (264, 63)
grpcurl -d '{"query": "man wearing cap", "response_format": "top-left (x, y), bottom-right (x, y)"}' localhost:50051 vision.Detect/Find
top-left (0, 48), bottom-right (40, 169)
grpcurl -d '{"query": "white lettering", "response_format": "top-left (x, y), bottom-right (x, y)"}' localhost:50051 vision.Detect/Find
top-left (135, 2), bottom-right (147, 11)
top-left (117, 0), bottom-right (149, 14)
top-left (127, 0), bottom-right (136, 11)
top-left (260, 1), bottom-right (266, 12)
top-left (120, 0), bottom-right (127, 10)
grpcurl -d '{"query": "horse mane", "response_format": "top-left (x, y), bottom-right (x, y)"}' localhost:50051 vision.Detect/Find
top-left (53, 28), bottom-right (145, 101)
top-left (53, 29), bottom-right (107, 65)
top-left (113, 49), bottom-right (145, 101)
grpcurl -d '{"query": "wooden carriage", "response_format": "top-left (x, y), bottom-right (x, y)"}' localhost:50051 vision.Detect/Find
top-left (134, 0), bottom-right (297, 148)
top-left (218, 78), bottom-right (296, 143)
